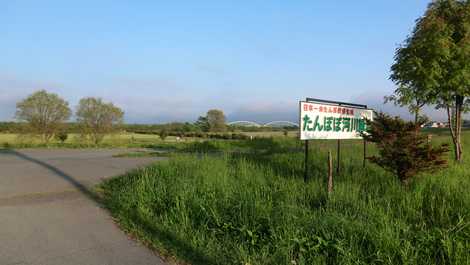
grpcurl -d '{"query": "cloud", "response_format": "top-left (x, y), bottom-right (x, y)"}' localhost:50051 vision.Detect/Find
top-left (111, 96), bottom-right (207, 123)
top-left (0, 75), bottom-right (453, 124)
top-left (97, 77), bottom-right (210, 123)
top-left (227, 101), bottom-right (298, 124)
top-left (352, 90), bottom-right (447, 121)
top-left (227, 91), bottom-right (452, 126)
top-left (0, 75), bottom-right (218, 123)
top-left (0, 74), bottom-right (65, 121)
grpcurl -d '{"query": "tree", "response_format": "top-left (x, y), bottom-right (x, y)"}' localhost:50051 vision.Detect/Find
top-left (76, 97), bottom-right (124, 144)
top-left (384, 88), bottom-right (430, 125)
top-left (363, 112), bottom-right (448, 186)
top-left (206, 109), bottom-right (226, 132)
top-left (388, 17), bottom-right (438, 124)
top-left (159, 128), bottom-right (168, 141)
top-left (390, 0), bottom-right (470, 161)
top-left (16, 90), bottom-right (71, 143)
top-left (195, 116), bottom-right (209, 132)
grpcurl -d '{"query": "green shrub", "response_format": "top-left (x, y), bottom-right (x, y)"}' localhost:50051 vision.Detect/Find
top-left (55, 130), bottom-right (68, 143)
top-left (159, 129), bottom-right (168, 141)
top-left (363, 113), bottom-right (448, 185)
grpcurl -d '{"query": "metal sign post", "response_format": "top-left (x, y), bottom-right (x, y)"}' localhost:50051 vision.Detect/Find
top-left (336, 139), bottom-right (341, 175)
top-left (304, 140), bottom-right (309, 182)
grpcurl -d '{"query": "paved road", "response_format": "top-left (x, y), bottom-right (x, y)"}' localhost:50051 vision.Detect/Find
top-left (0, 149), bottom-right (167, 265)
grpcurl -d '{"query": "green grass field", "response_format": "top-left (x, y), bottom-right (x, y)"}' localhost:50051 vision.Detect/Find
top-left (99, 133), bottom-right (470, 265)
top-left (0, 132), bottom-right (188, 149)
top-left (0, 131), bottom-right (299, 149)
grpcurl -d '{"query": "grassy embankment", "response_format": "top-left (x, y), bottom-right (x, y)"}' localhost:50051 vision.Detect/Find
top-left (99, 132), bottom-right (470, 265)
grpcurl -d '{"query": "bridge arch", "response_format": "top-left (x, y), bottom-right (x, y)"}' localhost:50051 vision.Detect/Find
top-left (227, 120), bottom-right (299, 128)
top-left (263, 121), bottom-right (299, 127)
top-left (227, 121), bottom-right (262, 127)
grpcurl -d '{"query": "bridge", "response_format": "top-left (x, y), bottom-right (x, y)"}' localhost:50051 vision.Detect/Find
top-left (227, 121), bottom-right (299, 128)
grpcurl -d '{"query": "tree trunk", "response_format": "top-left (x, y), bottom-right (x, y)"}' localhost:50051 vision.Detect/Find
top-left (413, 102), bottom-right (425, 136)
top-left (447, 96), bottom-right (464, 162)
top-left (414, 110), bottom-right (420, 125)
top-left (446, 106), bottom-right (457, 159)
top-left (43, 132), bottom-right (52, 144)
top-left (456, 95), bottom-right (463, 161)
top-left (94, 135), bottom-right (100, 145)
top-left (414, 109), bottom-right (420, 137)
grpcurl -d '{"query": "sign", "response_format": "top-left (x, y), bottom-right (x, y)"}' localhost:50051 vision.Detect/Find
top-left (299, 101), bottom-right (373, 140)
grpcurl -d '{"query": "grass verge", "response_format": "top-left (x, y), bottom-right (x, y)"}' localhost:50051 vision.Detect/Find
top-left (112, 151), bottom-right (169, 158)
top-left (100, 137), bottom-right (470, 265)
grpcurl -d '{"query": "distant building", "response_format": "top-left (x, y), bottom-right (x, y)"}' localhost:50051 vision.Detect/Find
top-left (423, 121), bottom-right (448, 128)
top-left (463, 120), bottom-right (470, 128)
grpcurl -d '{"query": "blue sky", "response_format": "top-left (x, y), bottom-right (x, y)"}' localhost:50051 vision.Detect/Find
top-left (1, 0), bottom-right (439, 123)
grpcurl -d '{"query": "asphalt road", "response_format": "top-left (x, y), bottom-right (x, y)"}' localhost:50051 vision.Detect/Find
top-left (0, 149), bottom-right (167, 265)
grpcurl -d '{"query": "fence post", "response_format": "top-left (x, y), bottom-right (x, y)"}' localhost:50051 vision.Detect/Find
top-left (363, 140), bottom-right (367, 168)
top-left (328, 150), bottom-right (333, 194)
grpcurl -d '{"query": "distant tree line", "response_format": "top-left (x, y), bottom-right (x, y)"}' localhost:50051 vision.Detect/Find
top-left (0, 120), bottom-right (297, 135)
top-left (3, 93), bottom-right (297, 143)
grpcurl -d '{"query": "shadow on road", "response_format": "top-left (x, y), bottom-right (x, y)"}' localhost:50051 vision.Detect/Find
top-left (2, 149), bottom-right (100, 202)
top-left (0, 148), bottom-right (214, 264)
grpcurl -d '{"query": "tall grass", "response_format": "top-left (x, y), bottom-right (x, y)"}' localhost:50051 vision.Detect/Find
top-left (101, 137), bottom-right (470, 265)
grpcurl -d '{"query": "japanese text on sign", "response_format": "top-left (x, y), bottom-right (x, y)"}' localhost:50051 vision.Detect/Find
top-left (300, 101), bottom-right (373, 140)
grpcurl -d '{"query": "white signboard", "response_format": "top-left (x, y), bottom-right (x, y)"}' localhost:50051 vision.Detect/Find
top-left (299, 101), bottom-right (373, 140)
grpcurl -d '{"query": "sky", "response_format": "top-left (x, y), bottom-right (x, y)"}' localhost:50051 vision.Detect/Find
top-left (1, 0), bottom-right (444, 124)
